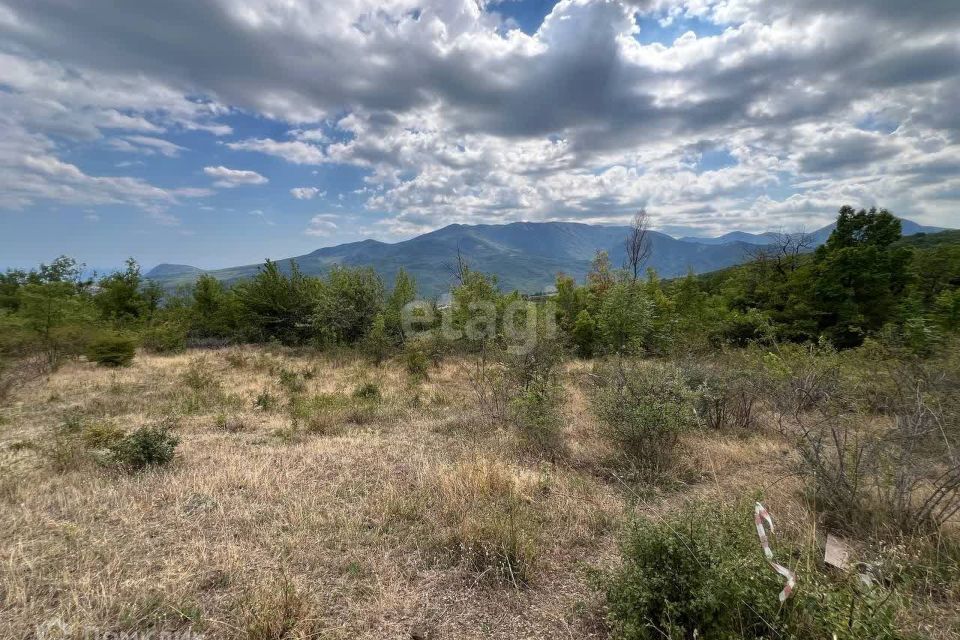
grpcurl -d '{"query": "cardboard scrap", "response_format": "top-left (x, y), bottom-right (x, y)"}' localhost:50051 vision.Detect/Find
top-left (824, 534), bottom-right (852, 570)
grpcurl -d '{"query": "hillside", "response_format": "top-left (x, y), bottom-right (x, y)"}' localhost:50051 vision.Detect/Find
top-left (147, 218), bottom-right (946, 297)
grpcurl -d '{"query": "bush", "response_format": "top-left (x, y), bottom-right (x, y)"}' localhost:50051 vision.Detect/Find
top-left (86, 334), bottom-right (136, 367)
top-left (254, 389), bottom-right (278, 412)
top-left (80, 422), bottom-right (126, 449)
top-left (181, 357), bottom-right (220, 393)
top-left (404, 346), bottom-right (430, 380)
top-left (510, 382), bottom-right (565, 458)
top-left (591, 360), bottom-right (695, 481)
top-left (797, 392), bottom-right (960, 536)
top-left (278, 368), bottom-right (307, 395)
top-left (763, 341), bottom-right (842, 419)
top-left (352, 381), bottom-right (381, 401)
top-left (362, 312), bottom-right (392, 364)
top-left (691, 364), bottom-right (761, 432)
top-left (109, 426), bottom-right (179, 470)
top-left (140, 321), bottom-right (187, 354)
top-left (606, 503), bottom-right (903, 640)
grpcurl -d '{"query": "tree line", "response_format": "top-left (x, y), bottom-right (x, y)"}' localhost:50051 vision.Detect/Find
top-left (1, 206), bottom-right (957, 376)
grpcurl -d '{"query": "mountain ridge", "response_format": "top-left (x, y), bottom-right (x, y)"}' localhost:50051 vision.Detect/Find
top-left (147, 218), bottom-right (947, 297)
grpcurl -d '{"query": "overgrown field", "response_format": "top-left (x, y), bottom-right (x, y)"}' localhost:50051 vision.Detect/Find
top-left (2, 342), bottom-right (958, 639)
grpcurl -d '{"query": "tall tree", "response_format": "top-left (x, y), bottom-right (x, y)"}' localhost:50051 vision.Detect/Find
top-left (94, 258), bottom-right (146, 325)
top-left (385, 268), bottom-right (417, 344)
top-left (811, 206), bottom-right (911, 347)
top-left (624, 209), bottom-right (652, 282)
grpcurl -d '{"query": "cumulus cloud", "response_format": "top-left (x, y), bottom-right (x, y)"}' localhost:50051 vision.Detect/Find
top-left (203, 165), bottom-right (269, 188)
top-left (290, 187), bottom-right (324, 200)
top-left (0, 0), bottom-right (959, 232)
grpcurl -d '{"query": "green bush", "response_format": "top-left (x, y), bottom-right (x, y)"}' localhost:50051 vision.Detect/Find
top-left (352, 381), bottom-right (381, 401)
top-left (181, 357), bottom-right (220, 393)
top-left (606, 503), bottom-right (903, 640)
top-left (86, 334), bottom-right (136, 367)
top-left (109, 426), bottom-right (179, 470)
top-left (254, 389), bottom-right (278, 411)
top-left (278, 368), bottom-right (307, 395)
top-left (80, 422), bottom-right (126, 449)
top-left (510, 382), bottom-right (565, 458)
top-left (591, 360), bottom-right (695, 481)
top-left (140, 321), bottom-right (188, 354)
top-left (404, 346), bottom-right (430, 380)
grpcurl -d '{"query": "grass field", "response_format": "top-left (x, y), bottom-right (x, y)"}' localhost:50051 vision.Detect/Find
top-left (0, 346), bottom-right (953, 639)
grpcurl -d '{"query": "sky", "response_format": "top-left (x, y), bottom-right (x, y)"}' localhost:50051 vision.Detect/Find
top-left (1, 0), bottom-right (959, 272)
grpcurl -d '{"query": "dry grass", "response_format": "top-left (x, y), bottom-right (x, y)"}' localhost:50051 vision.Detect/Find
top-left (0, 347), bottom-right (854, 638)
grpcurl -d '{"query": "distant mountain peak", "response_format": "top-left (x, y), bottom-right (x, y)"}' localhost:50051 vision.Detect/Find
top-left (146, 217), bottom-right (951, 296)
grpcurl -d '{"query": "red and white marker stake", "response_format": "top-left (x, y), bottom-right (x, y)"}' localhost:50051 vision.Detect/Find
top-left (754, 502), bottom-right (796, 602)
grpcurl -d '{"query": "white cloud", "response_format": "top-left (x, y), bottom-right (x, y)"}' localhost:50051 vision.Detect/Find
top-left (304, 214), bottom-right (339, 237)
top-left (290, 187), bottom-right (325, 200)
top-left (226, 138), bottom-right (326, 164)
top-left (203, 165), bottom-right (269, 188)
top-left (1, 0), bottom-right (959, 232)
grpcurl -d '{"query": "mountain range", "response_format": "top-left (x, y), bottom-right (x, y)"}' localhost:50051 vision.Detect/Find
top-left (146, 218), bottom-right (946, 297)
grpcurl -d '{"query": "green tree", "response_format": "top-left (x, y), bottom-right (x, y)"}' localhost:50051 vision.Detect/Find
top-left (94, 258), bottom-right (147, 326)
top-left (190, 274), bottom-right (239, 339)
top-left (571, 309), bottom-right (595, 357)
top-left (18, 281), bottom-right (96, 365)
top-left (363, 312), bottom-right (391, 364)
top-left (235, 260), bottom-right (321, 344)
top-left (597, 282), bottom-right (654, 354)
top-left (810, 207), bottom-right (911, 347)
top-left (555, 273), bottom-right (588, 333)
top-left (384, 268), bottom-right (417, 344)
top-left (933, 288), bottom-right (960, 331)
top-left (314, 266), bottom-right (385, 345)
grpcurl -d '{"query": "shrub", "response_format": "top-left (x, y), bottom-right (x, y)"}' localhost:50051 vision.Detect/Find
top-left (362, 312), bottom-right (392, 365)
top-left (691, 365), bottom-right (761, 432)
top-left (278, 368), bottom-right (307, 395)
top-left (352, 381), bottom-right (381, 401)
top-left (181, 357), bottom-right (220, 393)
top-left (215, 413), bottom-right (246, 433)
top-left (140, 321), bottom-right (187, 354)
top-left (763, 341), bottom-right (842, 419)
top-left (797, 391), bottom-right (960, 535)
top-left (571, 309), bottom-right (595, 357)
top-left (80, 422), bottom-right (126, 449)
top-left (404, 346), bottom-right (430, 380)
top-left (591, 360), bottom-right (695, 481)
top-left (86, 334), bottom-right (136, 367)
top-left (40, 430), bottom-right (89, 473)
top-left (254, 389), bottom-right (278, 412)
top-left (510, 382), bottom-right (565, 458)
top-left (606, 503), bottom-right (903, 640)
top-left (109, 426), bottom-right (179, 470)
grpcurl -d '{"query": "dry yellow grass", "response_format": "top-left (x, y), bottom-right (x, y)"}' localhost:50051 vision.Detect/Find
top-left (0, 347), bottom-right (810, 639)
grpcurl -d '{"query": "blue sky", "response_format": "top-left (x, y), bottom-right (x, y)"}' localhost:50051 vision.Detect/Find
top-left (1, 0), bottom-right (959, 272)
